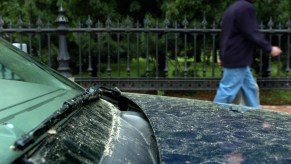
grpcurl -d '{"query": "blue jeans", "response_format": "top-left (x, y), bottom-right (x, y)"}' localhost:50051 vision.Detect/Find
top-left (214, 66), bottom-right (260, 107)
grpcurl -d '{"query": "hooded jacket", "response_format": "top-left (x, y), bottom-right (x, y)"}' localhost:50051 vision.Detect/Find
top-left (220, 0), bottom-right (272, 68)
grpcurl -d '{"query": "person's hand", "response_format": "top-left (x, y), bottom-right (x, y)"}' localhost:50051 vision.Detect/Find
top-left (271, 46), bottom-right (282, 57)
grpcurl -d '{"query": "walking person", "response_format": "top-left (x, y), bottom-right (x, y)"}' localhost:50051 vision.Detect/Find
top-left (214, 0), bottom-right (282, 108)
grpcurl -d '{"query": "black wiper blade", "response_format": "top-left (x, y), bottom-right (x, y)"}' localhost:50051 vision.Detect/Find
top-left (14, 85), bottom-right (121, 151)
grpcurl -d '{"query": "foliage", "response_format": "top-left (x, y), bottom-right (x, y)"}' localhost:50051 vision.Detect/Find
top-left (0, 0), bottom-right (290, 75)
top-left (255, 0), bottom-right (291, 24)
top-left (1, 0), bottom-right (290, 27)
top-left (161, 0), bottom-right (233, 25)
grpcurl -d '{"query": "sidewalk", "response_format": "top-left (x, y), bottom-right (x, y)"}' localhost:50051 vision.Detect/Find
top-left (261, 105), bottom-right (291, 114)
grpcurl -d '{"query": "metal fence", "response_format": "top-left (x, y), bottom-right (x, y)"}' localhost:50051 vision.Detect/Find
top-left (0, 6), bottom-right (290, 90)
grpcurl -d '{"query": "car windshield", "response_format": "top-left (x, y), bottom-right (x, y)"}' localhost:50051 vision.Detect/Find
top-left (0, 39), bottom-right (81, 89)
top-left (0, 38), bottom-right (83, 110)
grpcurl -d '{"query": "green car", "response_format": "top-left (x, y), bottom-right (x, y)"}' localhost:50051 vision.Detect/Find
top-left (1, 38), bottom-right (291, 163)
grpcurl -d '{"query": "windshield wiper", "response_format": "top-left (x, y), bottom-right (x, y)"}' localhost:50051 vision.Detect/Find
top-left (13, 86), bottom-right (121, 151)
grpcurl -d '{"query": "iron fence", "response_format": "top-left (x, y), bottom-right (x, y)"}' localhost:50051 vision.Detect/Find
top-left (0, 6), bottom-right (290, 90)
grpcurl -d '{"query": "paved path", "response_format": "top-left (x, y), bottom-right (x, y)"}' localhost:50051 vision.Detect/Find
top-left (262, 105), bottom-right (291, 114)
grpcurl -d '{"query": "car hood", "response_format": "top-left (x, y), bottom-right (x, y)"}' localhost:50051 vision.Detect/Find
top-left (0, 80), bottom-right (82, 163)
top-left (124, 93), bottom-right (291, 163)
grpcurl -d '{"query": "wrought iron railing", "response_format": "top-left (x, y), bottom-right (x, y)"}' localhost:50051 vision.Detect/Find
top-left (0, 7), bottom-right (290, 90)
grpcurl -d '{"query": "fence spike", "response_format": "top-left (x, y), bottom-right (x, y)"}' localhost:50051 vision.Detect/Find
top-left (125, 16), bottom-right (131, 28)
top-left (136, 20), bottom-right (140, 28)
top-left (268, 17), bottom-right (273, 29)
top-left (154, 20), bottom-right (158, 28)
top-left (55, 6), bottom-right (68, 23)
top-left (96, 20), bottom-right (101, 28)
top-left (78, 20), bottom-right (82, 28)
top-left (28, 21), bottom-right (32, 28)
top-left (58, 5), bottom-right (65, 13)
top-left (212, 21), bottom-right (216, 29)
top-left (277, 22), bottom-right (282, 29)
top-left (164, 18), bottom-right (170, 28)
top-left (202, 15), bottom-right (207, 29)
top-left (173, 21), bottom-right (178, 28)
top-left (86, 16), bottom-right (92, 27)
top-left (144, 16), bottom-right (151, 28)
top-left (47, 21), bottom-right (51, 28)
top-left (8, 20), bottom-right (12, 26)
top-left (193, 21), bottom-right (197, 29)
top-left (106, 16), bottom-right (111, 28)
top-left (17, 17), bottom-right (23, 28)
top-left (36, 17), bottom-right (43, 29)
top-left (182, 17), bottom-right (188, 28)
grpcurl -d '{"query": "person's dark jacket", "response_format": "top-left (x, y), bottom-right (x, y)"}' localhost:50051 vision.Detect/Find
top-left (220, 0), bottom-right (272, 68)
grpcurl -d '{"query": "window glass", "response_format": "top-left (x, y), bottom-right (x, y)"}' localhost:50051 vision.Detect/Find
top-left (0, 38), bottom-right (82, 91)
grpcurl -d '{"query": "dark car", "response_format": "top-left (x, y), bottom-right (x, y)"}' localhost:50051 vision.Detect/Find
top-left (1, 37), bottom-right (291, 163)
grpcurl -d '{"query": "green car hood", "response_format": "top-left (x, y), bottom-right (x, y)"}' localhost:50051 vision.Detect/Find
top-left (0, 79), bottom-right (82, 163)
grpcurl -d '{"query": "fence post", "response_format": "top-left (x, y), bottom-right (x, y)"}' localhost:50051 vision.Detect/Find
top-left (55, 6), bottom-right (71, 77)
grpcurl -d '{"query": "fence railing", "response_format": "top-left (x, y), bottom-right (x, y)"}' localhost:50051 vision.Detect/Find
top-left (0, 6), bottom-right (290, 90)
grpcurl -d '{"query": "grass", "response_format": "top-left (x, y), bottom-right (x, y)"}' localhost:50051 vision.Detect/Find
top-left (259, 90), bottom-right (291, 105)
top-left (95, 56), bottom-right (290, 78)
top-left (98, 57), bottom-right (223, 78)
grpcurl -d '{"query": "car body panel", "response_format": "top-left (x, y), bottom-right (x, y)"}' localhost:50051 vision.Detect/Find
top-left (124, 93), bottom-right (291, 163)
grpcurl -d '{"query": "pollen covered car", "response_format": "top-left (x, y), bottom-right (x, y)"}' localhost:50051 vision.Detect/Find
top-left (0, 37), bottom-right (291, 163)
